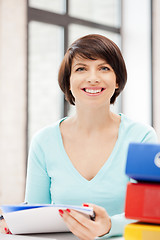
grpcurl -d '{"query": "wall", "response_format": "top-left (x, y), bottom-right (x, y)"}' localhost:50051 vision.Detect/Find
top-left (153, 0), bottom-right (160, 141)
top-left (122, 0), bottom-right (151, 125)
top-left (0, 0), bottom-right (27, 204)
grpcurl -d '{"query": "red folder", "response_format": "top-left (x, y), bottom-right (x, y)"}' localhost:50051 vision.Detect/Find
top-left (125, 182), bottom-right (160, 223)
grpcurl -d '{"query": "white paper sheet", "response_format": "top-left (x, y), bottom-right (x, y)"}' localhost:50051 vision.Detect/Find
top-left (1, 205), bottom-right (93, 235)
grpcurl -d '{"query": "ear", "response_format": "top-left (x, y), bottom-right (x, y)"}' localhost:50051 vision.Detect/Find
top-left (115, 83), bottom-right (119, 89)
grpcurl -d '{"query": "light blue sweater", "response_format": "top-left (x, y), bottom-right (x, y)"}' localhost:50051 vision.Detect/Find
top-left (25, 113), bottom-right (158, 238)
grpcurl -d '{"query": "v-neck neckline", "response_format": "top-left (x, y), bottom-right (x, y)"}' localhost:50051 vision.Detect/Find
top-left (57, 114), bottom-right (123, 184)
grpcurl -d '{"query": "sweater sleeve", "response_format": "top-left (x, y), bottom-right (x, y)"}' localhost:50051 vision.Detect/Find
top-left (141, 126), bottom-right (158, 143)
top-left (25, 136), bottom-right (51, 204)
top-left (96, 213), bottom-right (136, 239)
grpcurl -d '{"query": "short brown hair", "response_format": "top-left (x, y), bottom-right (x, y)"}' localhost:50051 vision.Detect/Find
top-left (58, 34), bottom-right (127, 105)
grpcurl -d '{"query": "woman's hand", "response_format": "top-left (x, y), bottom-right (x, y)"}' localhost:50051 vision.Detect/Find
top-left (59, 203), bottom-right (111, 240)
top-left (0, 218), bottom-right (12, 234)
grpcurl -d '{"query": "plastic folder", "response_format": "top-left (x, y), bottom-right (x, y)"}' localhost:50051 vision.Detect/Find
top-left (125, 182), bottom-right (160, 223)
top-left (125, 143), bottom-right (160, 182)
top-left (124, 223), bottom-right (160, 240)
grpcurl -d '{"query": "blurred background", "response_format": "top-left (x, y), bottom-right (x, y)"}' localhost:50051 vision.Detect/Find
top-left (0, 0), bottom-right (159, 204)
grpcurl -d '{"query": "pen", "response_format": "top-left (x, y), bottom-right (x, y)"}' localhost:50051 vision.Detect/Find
top-left (21, 202), bottom-right (28, 205)
top-left (90, 211), bottom-right (96, 221)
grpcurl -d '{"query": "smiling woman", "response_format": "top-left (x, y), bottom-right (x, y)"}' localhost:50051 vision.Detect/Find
top-left (1, 34), bottom-right (157, 239)
top-left (58, 34), bottom-right (127, 105)
top-left (24, 34), bottom-right (157, 240)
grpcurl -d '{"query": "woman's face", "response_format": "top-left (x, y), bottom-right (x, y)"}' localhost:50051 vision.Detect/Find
top-left (69, 56), bottom-right (118, 107)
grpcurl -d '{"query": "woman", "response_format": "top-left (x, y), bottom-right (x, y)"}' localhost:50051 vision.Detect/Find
top-left (0, 34), bottom-right (157, 239)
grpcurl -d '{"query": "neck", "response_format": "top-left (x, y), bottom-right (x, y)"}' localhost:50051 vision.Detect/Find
top-left (72, 104), bottom-right (116, 133)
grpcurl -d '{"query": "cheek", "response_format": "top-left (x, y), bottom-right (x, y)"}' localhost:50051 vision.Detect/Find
top-left (111, 74), bottom-right (117, 88)
top-left (70, 75), bottom-right (80, 90)
top-left (106, 76), bottom-right (117, 88)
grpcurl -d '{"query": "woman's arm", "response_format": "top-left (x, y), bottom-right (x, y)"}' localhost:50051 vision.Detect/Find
top-left (25, 137), bottom-right (51, 204)
top-left (97, 213), bottom-right (135, 239)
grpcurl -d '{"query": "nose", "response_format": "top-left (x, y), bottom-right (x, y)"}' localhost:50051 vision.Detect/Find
top-left (86, 70), bottom-right (100, 84)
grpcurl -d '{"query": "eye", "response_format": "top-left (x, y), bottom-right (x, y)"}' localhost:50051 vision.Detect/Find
top-left (75, 67), bottom-right (86, 72)
top-left (100, 66), bottom-right (110, 71)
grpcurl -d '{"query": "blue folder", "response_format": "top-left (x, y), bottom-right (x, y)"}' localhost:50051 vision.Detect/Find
top-left (125, 143), bottom-right (160, 182)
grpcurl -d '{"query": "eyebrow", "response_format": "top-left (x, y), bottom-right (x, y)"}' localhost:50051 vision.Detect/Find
top-left (97, 62), bottom-right (109, 66)
top-left (72, 61), bottom-right (108, 68)
top-left (72, 63), bottom-right (87, 68)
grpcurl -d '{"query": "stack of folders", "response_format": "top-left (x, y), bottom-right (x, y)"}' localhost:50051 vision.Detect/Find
top-left (124, 143), bottom-right (160, 240)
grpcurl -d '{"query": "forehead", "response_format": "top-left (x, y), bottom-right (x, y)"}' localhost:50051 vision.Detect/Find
top-left (71, 55), bottom-right (108, 67)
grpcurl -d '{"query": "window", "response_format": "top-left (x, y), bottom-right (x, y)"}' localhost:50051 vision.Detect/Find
top-left (27, 0), bottom-right (121, 142)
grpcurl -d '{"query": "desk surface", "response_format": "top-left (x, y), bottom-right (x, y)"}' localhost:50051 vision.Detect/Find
top-left (0, 233), bottom-right (124, 240)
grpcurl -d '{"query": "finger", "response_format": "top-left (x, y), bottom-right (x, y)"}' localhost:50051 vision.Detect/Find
top-left (67, 210), bottom-right (100, 238)
top-left (6, 229), bottom-right (12, 234)
top-left (67, 209), bottom-right (95, 229)
top-left (61, 210), bottom-right (95, 240)
top-left (0, 220), bottom-right (10, 234)
top-left (83, 203), bottom-right (111, 235)
top-left (0, 227), bottom-right (9, 234)
top-left (83, 203), bottom-right (109, 219)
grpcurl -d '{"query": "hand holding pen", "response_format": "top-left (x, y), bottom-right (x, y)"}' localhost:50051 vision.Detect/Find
top-left (58, 203), bottom-right (111, 240)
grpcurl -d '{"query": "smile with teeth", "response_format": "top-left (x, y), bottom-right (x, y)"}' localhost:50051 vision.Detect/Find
top-left (83, 88), bottom-right (104, 94)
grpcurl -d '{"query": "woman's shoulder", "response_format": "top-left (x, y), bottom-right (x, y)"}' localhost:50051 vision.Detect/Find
top-left (30, 118), bottom-right (66, 145)
top-left (121, 113), bottom-right (149, 128)
top-left (120, 113), bottom-right (157, 142)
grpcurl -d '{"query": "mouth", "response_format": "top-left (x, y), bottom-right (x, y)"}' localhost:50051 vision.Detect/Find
top-left (82, 88), bottom-right (105, 95)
